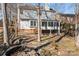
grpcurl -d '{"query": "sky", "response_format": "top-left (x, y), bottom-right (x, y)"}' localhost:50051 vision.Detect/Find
top-left (33, 3), bottom-right (75, 14)
top-left (0, 3), bottom-right (76, 20)
top-left (50, 3), bottom-right (75, 14)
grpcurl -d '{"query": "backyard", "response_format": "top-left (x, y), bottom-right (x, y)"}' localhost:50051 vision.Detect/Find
top-left (0, 3), bottom-right (79, 56)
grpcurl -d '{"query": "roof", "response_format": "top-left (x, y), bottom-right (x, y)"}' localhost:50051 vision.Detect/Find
top-left (19, 4), bottom-right (56, 13)
top-left (20, 10), bottom-right (56, 21)
top-left (20, 4), bottom-right (56, 21)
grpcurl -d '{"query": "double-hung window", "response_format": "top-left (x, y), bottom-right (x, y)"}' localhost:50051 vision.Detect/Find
top-left (30, 20), bottom-right (36, 27)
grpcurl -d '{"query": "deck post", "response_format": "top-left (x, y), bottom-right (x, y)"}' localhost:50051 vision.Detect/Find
top-left (48, 21), bottom-right (51, 35)
top-left (58, 21), bottom-right (61, 35)
top-left (53, 21), bottom-right (54, 31)
top-left (50, 29), bottom-right (52, 36)
top-left (1, 3), bottom-right (9, 46)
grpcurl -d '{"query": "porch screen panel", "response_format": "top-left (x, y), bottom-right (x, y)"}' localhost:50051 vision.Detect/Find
top-left (48, 21), bottom-right (53, 27)
top-left (42, 22), bottom-right (47, 27)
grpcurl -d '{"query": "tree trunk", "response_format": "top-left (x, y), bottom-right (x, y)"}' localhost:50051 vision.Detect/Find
top-left (75, 4), bottom-right (79, 47)
top-left (37, 3), bottom-right (41, 42)
top-left (17, 4), bottom-right (20, 36)
top-left (2, 3), bottom-right (9, 46)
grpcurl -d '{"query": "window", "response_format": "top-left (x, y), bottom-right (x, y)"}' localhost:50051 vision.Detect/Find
top-left (57, 22), bottom-right (59, 26)
top-left (31, 21), bottom-right (33, 26)
top-left (30, 21), bottom-right (36, 27)
top-left (34, 21), bottom-right (36, 26)
top-left (54, 21), bottom-right (57, 26)
top-left (48, 21), bottom-right (53, 27)
top-left (42, 22), bottom-right (47, 27)
top-left (54, 21), bottom-right (59, 26)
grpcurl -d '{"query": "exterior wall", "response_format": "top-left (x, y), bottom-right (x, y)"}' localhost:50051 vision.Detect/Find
top-left (19, 20), bottom-right (59, 34)
top-left (20, 20), bottom-right (59, 30)
top-left (19, 20), bottom-right (37, 34)
top-left (20, 20), bottom-right (30, 29)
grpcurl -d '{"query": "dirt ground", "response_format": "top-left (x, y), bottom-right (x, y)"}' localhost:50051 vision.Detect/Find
top-left (10, 33), bottom-right (79, 56)
top-left (38, 36), bottom-right (76, 56)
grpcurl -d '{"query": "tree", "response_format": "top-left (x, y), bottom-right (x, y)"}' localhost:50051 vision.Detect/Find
top-left (37, 3), bottom-right (41, 42)
top-left (1, 3), bottom-right (9, 46)
top-left (75, 3), bottom-right (79, 47)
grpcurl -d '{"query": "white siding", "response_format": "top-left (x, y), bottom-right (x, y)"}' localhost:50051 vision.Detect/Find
top-left (20, 20), bottom-right (30, 29)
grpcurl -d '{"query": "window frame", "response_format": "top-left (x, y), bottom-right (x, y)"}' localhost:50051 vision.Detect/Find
top-left (48, 21), bottom-right (53, 27)
top-left (42, 21), bottom-right (47, 27)
top-left (30, 20), bottom-right (36, 27)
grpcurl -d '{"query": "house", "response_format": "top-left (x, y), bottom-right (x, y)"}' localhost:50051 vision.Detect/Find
top-left (18, 4), bottom-right (60, 34)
